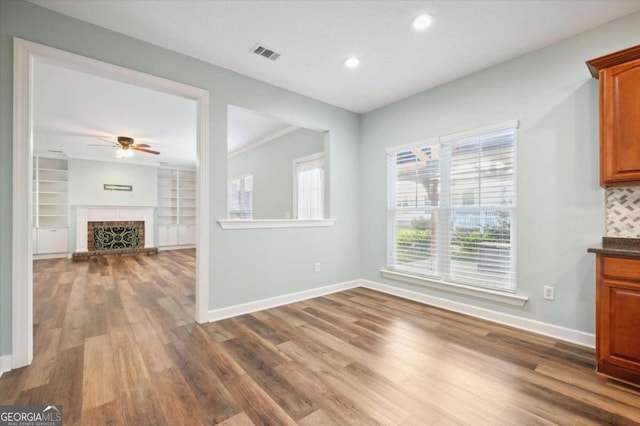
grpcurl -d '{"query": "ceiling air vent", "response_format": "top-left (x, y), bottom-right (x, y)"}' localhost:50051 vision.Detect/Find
top-left (251, 43), bottom-right (281, 61)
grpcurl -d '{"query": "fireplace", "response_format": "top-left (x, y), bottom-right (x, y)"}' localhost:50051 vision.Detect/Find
top-left (88, 221), bottom-right (144, 251)
top-left (73, 207), bottom-right (158, 260)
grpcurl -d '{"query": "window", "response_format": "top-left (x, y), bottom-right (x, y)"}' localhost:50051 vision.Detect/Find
top-left (387, 122), bottom-right (517, 292)
top-left (294, 153), bottom-right (324, 219)
top-left (227, 174), bottom-right (253, 219)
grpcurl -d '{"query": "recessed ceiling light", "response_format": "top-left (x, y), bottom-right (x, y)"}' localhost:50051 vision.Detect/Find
top-left (412, 14), bottom-right (433, 30)
top-left (344, 57), bottom-right (360, 68)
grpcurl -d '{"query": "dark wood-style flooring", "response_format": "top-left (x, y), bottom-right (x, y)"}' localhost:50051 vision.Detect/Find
top-left (1, 250), bottom-right (640, 424)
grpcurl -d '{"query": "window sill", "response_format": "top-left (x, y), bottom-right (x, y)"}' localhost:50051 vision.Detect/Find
top-left (379, 268), bottom-right (528, 307)
top-left (218, 219), bottom-right (336, 230)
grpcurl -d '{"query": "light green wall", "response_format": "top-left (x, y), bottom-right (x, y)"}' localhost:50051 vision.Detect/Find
top-left (3, 0), bottom-right (640, 358)
top-left (228, 128), bottom-right (325, 219)
top-left (0, 0), bottom-right (361, 356)
top-left (359, 11), bottom-right (640, 334)
top-left (68, 158), bottom-right (158, 207)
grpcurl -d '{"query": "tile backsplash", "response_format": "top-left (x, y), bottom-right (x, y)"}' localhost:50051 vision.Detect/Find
top-left (606, 187), bottom-right (640, 238)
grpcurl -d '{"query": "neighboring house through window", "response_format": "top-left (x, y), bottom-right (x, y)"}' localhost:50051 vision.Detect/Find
top-left (228, 174), bottom-right (253, 219)
top-left (294, 153), bottom-right (324, 219)
top-left (387, 121), bottom-right (517, 292)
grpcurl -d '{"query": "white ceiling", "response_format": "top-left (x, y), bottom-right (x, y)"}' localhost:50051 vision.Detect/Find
top-left (29, 0), bottom-right (640, 114)
top-left (34, 59), bottom-right (198, 168)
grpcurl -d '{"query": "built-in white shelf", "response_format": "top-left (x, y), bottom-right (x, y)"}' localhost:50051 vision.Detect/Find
top-left (157, 167), bottom-right (196, 247)
top-left (33, 155), bottom-right (69, 256)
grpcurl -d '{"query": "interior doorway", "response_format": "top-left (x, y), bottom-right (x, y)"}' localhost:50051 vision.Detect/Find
top-left (12, 38), bottom-right (211, 368)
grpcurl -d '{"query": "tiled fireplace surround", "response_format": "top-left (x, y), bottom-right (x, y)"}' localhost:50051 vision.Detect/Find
top-left (72, 207), bottom-right (158, 260)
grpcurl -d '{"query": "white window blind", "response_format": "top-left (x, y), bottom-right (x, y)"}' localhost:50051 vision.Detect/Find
top-left (228, 174), bottom-right (253, 219)
top-left (387, 123), bottom-right (517, 292)
top-left (294, 154), bottom-right (324, 219)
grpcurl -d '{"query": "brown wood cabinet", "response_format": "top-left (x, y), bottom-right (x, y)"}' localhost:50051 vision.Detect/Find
top-left (587, 45), bottom-right (640, 187)
top-left (595, 255), bottom-right (640, 385)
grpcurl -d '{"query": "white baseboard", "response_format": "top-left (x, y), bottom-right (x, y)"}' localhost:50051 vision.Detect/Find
top-left (207, 277), bottom-right (594, 348)
top-left (0, 354), bottom-right (12, 378)
top-left (358, 279), bottom-right (595, 348)
top-left (208, 280), bottom-right (360, 322)
top-left (158, 245), bottom-right (196, 251)
top-left (33, 252), bottom-right (70, 260)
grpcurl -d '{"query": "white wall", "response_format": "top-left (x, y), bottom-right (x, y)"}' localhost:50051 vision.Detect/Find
top-left (68, 158), bottom-right (157, 206)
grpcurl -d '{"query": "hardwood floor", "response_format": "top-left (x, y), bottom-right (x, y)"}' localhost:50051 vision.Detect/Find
top-left (2, 250), bottom-right (640, 425)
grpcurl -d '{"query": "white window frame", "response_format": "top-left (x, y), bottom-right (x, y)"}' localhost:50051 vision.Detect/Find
top-left (293, 152), bottom-right (325, 220)
top-left (227, 173), bottom-right (253, 220)
top-left (384, 120), bottom-right (521, 300)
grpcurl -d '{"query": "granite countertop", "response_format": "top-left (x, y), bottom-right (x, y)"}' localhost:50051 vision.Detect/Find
top-left (587, 237), bottom-right (640, 259)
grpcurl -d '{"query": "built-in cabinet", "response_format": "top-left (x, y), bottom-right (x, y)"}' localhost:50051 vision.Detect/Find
top-left (595, 255), bottom-right (640, 386)
top-left (157, 168), bottom-right (196, 247)
top-left (587, 44), bottom-right (640, 187)
top-left (35, 228), bottom-right (69, 255)
top-left (33, 155), bottom-right (69, 255)
top-left (587, 45), bottom-right (640, 387)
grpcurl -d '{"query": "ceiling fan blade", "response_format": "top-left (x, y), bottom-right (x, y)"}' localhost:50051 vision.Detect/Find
top-left (87, 143), bottom-right (116, 147)
top-left (133, 143), bottom-right (151, 148)
top-left (133, 146), bottom-right (160, 155)
top-left (97, 136), bottom-right (117, 144)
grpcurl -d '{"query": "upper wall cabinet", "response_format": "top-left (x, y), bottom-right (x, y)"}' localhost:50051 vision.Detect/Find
top-left (587, 45), bottom-right (640, 187)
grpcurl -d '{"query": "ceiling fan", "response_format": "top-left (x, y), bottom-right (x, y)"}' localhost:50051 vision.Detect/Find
top-left (90, 136), bottom-right (160, 157)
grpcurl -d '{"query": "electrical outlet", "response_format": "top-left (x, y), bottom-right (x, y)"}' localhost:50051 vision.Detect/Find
top-left (315, 262), bottom-right (321, 273)
top-left (543, 286), bottom-right (555, 300)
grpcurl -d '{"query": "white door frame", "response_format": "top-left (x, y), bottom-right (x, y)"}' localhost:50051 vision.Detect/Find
top-left (12, 38), bottom-right (211, 368)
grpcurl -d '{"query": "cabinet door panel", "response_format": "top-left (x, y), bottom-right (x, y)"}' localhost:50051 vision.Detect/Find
top-left (53, 228), bottom-right (69, 253)
top-left (178, 225), bottom-right (196, 245)
top-left (158, 225), bottom-right (179, 247)
top-left (610, 287), bottom-right (640, 362)
top-left (36, 228), bottom-right (68, 254)
top-left (602, 58), bottom-right (640, 184)
top-left (599, 279), bottom-right (640, 372)
top-left (36, 229), bottom-right (54, 254)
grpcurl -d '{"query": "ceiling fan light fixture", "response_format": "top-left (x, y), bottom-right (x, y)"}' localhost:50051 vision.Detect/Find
top-left (116, 147), bottom-right (134, 158)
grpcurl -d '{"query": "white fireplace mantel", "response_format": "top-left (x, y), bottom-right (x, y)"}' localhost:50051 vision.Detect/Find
top-left (75, 206), bottom-right (155, 252)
